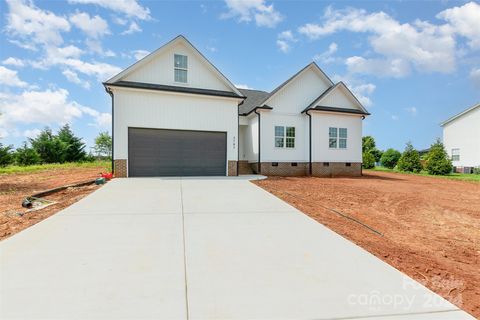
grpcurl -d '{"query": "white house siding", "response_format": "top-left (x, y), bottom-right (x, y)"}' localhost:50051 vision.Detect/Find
top-left (266, 68), bottom-right (331, 114)
top-left (443, 107), bottom-right (480, 167)
top-left (123, 42), bottom-right (231, 92)
top-left (311, 112), bottom-right (363, 162)
top-left (260, 112), bottom-right (309, 162)
top-left (242, 115), bottom-right (258, 162)
top-left (320, 86), bottom-right (360, 110)
top-left (112, 87), bottom-right (239, 165)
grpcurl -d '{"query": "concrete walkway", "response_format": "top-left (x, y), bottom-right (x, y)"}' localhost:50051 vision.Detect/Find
top-left (0, 177), bottom-right (474, 319)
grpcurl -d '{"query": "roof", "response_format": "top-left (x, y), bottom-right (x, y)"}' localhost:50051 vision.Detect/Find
top-left (105, 35), bottom-right (243, 97)
top-left (440, 102), bottom-right (480, 126)
top-left (238, 88), bottom-right (270, 115)
top-left (302, 81), bottom-right (370, 115)
top-left (258, 62), bottom-right (334, 108)
top-left (307, 106), bottom-right (370, 116)
top-left (105, 81), bottom-right (245, 99)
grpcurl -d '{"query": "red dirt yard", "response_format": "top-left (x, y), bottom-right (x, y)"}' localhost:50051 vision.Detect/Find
top-left (0, 167), bottom-right (104, 241)
top-left (254, 171), bottom-right (480, 318)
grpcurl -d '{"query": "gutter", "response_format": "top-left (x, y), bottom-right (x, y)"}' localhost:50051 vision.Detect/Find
top-left (254, 109), bottom-right (261, 174)
top-left (104, 86), bottom-right (114, 174)
top-left (306, 109), bottom-right (312, 175)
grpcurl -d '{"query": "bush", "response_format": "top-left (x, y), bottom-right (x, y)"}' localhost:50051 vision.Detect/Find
top-left (362, 152), bottom-right (375, 169)
top-left (14, 142), bottom-right (41, 166)
top-left (474, 167), bottom-right (480, 175)
top-left (425, 139), bottom-right (452, 175)
top-left (380, 148), bottom-right (401, 169)
top-left (397, 142), bottom-right (423, 173)
top-left (0, 143), bottom-right (14, 167)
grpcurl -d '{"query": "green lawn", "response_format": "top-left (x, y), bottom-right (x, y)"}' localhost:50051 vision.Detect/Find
top-left (368, 166), bottom-right (480, 182)
top-left (0, 160), bottom-right (112, 175)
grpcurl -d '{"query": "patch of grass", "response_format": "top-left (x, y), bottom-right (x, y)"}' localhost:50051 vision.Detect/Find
top-left (0, 160), bottom-right (112, 175)
top-left (368, 166), bottom-right (480, 182)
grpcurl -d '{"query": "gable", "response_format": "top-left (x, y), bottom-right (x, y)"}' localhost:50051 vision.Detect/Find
top-left (265, 65), bottom-right (333, 113)
top-left (320, 85), bottom-right (362, 111)
top-left (106, 36), bottom-right (241, 95)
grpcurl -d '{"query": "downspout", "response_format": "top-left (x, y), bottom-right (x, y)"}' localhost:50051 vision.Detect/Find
top-left (361, 115), bottom-right (366, 176)
top-left (237, 100), bottom-right (244, 176)
top-left (306, 109), bottom-right (312, 175)
top-left (254, 109), bottom-right (261, 174)
top-left (105, 87), bottom-right (114, 174)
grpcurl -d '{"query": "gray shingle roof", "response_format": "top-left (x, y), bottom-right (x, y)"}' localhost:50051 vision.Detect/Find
top-left (238, 88), bottom-right (270, 115)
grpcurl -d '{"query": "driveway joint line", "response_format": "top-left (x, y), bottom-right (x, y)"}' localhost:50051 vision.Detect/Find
top-left (180, 178), bottom-right (190, 320)
top-left (317, 308), bottom-right (462, 320)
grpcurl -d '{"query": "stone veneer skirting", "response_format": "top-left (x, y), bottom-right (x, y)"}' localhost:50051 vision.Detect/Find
top-left (114, 159), bottom-right (127, 177)
top-left (248, 161), bottom-right (362, 177)
top-left (227, 160), bottom-right (237, 176)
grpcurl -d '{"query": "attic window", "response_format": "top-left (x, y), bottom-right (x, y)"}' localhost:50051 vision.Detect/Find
top-left (174, 54), bottom-right (188, 83)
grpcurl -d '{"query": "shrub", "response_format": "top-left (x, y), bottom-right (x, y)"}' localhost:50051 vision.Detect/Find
top-left (14, 142), bottom-right (41, 166)
top-left (474, 167), bottom-right (480, 175)
top-left (380, 148), bottom-right (401, 169)
top-left (425, 139), bottom-right (452, 175)
top-left (397, 142), bottom-right (423, 173)
top-left (0, 143), bottom-right (14, 167)
top-left (362, 152), bottom-right (375, 169)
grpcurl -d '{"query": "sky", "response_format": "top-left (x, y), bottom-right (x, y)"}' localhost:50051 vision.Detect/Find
top-left (0, 0), bottom-right (479, 152)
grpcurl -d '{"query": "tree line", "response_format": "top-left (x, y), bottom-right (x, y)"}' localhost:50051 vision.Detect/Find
top-left (0, 124), bottom-right (111, 167)
top-left (362, 136), bottom-right (454, 175)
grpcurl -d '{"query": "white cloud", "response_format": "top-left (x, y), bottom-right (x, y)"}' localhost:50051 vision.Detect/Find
top-left (62, 69), bottom-right (91, 89)
top-left (0, 66), bottom-right (28, 88)
top-left (437, 2), bottom-right (480, 49)
top-left (132, 50), bottom-right (150, 60)
top-left (391, 115), bottom-right (399, 121)
top-left (313, 42), bottom-right (338, 64)
top-left (121, 22), bottom-right (142, 35)
top-left (221, 0), bottom-right (283, 28)
top-left (235, 84), bottom-right (253, 89)
top-left (2, 57), bottom-right (26, 67)
top-left (470, 67), bottom-right (480, 88)
top-left (345, 56), bottom-right (411, 78)
top-left (68, 0), bottom-right (151, 20)
top-left (5, 0), bottom-right (70, 46)
top-left (332, 74), bottom-right (376, 107)
top-left (23, 128), bottom-right (41, 139)
top-left (405, 106), bottom-right (418, 116)
top-left (0, 89), bottom-right (110, 136)
top-left (276, 30), bottom-right (296, 53)
top-left (206, 46), bottom-right (218, 53)
top-left (70, 12), bottom-right (110, 39)
top-left (298, 6), bottom-right (457, 76)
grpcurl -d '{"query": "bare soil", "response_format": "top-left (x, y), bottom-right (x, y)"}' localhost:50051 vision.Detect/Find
top-left (0, 167), bottom-right (104, 241)
top-left (254, 171), bottom-right (480, 318)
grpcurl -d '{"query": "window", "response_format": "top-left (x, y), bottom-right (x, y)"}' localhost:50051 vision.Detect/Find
top-left (329, 127), bottom-right (347, 149)
top-left (174, 54), bottom-right (188, 83)
top-left (452, 148), bottom-right (460, 161)
top-left (274, 126), bottom-right (295, 148)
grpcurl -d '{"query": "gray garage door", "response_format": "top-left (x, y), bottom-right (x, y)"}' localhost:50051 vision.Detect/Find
top-left (128, 128), bottom-right (227, 177)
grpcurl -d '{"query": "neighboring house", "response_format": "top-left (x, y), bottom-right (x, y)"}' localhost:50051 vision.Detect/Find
top-left (441, 103), bottom-right (480, 173)
top-left (104, 35), bottom-right (370, 177)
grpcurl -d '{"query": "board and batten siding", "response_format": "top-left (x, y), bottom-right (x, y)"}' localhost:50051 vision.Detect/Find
top-left (311, 112), bottom-right (363, 162)
top-left (443, 106), bottom-right (480, 167)
top-left (123, 42), bottom-right (231, 92)
top-left (266, 68), bottom-right (331, 114)
top-left (320, 86), bottom-right (361, 110)
top-left (112, 87), bottom-right (238, 163)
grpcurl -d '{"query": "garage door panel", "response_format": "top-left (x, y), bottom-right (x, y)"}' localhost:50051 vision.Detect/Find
top-left (128, 128), bottom-right (227, 177)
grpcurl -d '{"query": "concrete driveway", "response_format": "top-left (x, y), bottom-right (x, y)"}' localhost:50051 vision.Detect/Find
top-left (0, 177), bottom-right (474, 319)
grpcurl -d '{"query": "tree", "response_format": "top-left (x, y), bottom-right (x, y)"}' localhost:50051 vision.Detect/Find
top-left (30, 127), bottom-right (66, 163)
top-left (362, 152), bottom-right (375, 169)
top-left (0, 143), bottom-right (14, 167)
top-left (14, 142), bottom-right (41, 166)
top-left (381, 148), bottom-right (401, 169)
top-left (425, 139), bottom-right (452, 175)
top-left (94, 131), bottom-right (112, 158)
top-left (397, 142), bottom-right (423, 173)
top-left (362, 136), bottom-right (376, 153)
top-left (57, 124), bottom-right (86, 162)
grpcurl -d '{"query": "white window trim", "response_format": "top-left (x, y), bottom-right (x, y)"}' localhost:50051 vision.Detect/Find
top-left (451, 148), bottom-right (460, 161)
top-left (174, 54), bottom-right (188, 84)
top-left (329, 127), bottom-right (348, 150)
top-left (274, 126), bottom-right (295, 149)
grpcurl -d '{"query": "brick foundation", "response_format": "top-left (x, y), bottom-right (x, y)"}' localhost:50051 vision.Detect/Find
top-left (114, 159), bottom-right (127, 177)
top-left (312, 162), bottom-right (361, 177)
top-left (238, 160), bottom-right (254, 175)
top-left (227, 160), bottom-right (237, 176)
top-left (253, 162), bottom-right (309, 176)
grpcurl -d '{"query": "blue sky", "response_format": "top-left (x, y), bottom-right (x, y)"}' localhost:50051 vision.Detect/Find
top-left (0, 0), bottom-right (479, 152)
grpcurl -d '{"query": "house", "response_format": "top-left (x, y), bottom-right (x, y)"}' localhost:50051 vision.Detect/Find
top-left (103, 35), bottom-right (370, 177)
top-left (441, 103), bottom-right (480, 173)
